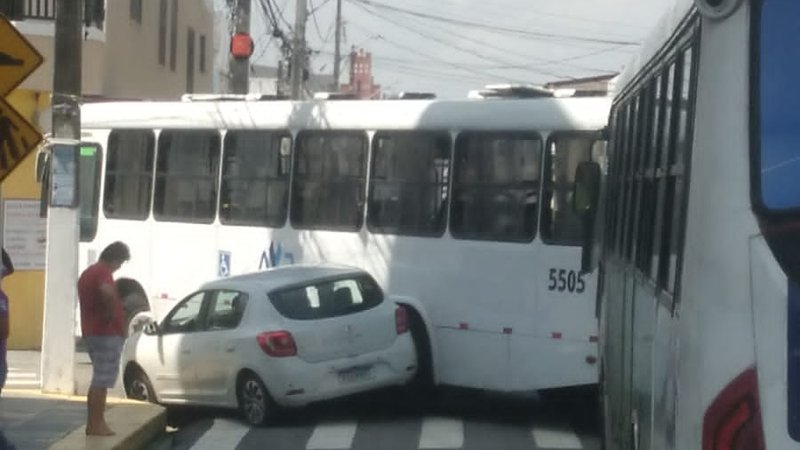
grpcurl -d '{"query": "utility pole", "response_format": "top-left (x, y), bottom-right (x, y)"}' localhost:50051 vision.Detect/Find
top-left (332, 0), bottom-right (342, 92)
top-left (229, 0), bottom-right (251, 94)
top-left (290, 0), bottom-right (308, 99)
top-left (41, 0), bottom-right (82, 394)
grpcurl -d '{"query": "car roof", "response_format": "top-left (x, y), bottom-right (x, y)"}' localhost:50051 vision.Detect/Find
top-left (200, 263), bottom-right (368, 294)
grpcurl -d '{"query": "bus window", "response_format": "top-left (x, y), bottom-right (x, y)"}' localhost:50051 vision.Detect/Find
top-left (220, 131), bottom-right (291, 227)
top-left (368, 131), bottom-right (450, 237)
top-left (291, 131), bottom-right (368, 231)
top-left (541, 134), bottom-right (604, 246)
top-left (451, 132), bottom-right (541, 243)
top-left (79, 144), bottom-right (102, 242)
top-left (153, 129), bottom-right (221, 223)
top-left (104, 130), bottom-right (155, 220)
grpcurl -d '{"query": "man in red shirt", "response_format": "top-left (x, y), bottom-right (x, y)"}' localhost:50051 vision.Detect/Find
top-left (77, 241), bottom-right (130, 436)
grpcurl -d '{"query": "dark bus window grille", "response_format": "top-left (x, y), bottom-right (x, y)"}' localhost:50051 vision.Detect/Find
top-left (153, 129), bottom-right (221, 223)
top-left (368, 131), bottom-right (451, 237)
top-left (220, 130), bottom-right (291, 227)
top-left (450, 132), bottom-right (541, 243)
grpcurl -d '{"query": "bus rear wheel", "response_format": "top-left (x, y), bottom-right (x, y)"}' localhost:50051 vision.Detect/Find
top-left (406, 308), bottom-right (434, 394)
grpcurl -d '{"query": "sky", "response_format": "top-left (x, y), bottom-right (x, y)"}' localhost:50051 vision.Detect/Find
top-left (221, 0), bottom-right (676, 98)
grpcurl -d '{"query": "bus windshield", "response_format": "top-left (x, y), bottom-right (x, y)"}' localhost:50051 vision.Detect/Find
top-left (758, 0), bottom-right (800, 211)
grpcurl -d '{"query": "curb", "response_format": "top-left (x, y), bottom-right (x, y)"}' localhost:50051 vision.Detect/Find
top-left (47, 402), bottom-right (166, 450)
top-left (3, 389), bottom-right (142, 405)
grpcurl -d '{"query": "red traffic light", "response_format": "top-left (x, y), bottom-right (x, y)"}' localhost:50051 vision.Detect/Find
top-left (230, 32), bottom-right (254, 59)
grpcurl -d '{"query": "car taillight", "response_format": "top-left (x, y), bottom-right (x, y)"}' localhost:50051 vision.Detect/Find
top-left (256, 331), bottom-right (297, 357)
top-left (702, 367), bottom-right (766, 450)
top-left (395, 306), bottom-right (408, 334)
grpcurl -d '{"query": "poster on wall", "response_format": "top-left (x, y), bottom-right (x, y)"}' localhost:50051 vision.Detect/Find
top-left (3, 199), bottom-right (46, 270)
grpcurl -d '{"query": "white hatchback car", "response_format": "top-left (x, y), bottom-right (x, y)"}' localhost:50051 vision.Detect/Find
top-left (121, 264), bottom-right (418, 425)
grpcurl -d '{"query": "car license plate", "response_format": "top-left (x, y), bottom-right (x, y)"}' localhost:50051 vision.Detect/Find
top-left (337, 365), bottom-right (373, 383)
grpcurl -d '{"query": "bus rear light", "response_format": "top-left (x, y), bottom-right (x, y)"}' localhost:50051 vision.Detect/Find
top-left (503, 327), bottom-right (512, 334)
top-left (589, 335), bottom-right (599, 342)
top-left (257, 331), bottom-right (297, 357)
top-left (702, 367), bottom-right (765, 450)
top-left (551, 332), bottom-right (562, 339)
top-left (459, 322), bottom-right (469, 330)
top-left (395, 306), bottom-right (408, 334)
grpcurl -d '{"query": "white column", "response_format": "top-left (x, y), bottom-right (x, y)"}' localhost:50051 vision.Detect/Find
top-left (40, 205), bottom-right (78, 393)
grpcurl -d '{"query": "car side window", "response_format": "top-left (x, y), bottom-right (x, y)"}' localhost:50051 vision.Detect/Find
top-left (206, 290), bottom-right (248, 330)
top-left (162, 291), bottom-right (207, 334)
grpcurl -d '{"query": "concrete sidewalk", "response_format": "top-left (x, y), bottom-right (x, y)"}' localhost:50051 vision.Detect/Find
top-left (2, 351), bottom-right (165, 450)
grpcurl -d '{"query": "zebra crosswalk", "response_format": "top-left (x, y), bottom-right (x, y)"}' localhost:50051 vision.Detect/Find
top-left (4, 366), bottom-right (40, 389)
top-left (173, 416), bottom-right (597, 450)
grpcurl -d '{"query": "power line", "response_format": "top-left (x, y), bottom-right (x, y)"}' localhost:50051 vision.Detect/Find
top-left (310, 0), bottom-right (333, 13)
top-left (409, 0), bottom-right (650, 33)
top-left (270, 0), bottom-right (294, 31)
top-left (349, 3), bottom-right (570, 80)
top-left (316, 48), bottom-right (619, 75)
top-left (363, 2), bottom-right (617, 75)
top-left (345, 19), bottom-right (537, 84)
top-left (348, 0), bottom-right (641, 47)
top-left (308, 0), bottom-right (331, 44)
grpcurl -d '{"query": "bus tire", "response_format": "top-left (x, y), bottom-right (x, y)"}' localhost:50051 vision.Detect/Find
top-left (405, 307), bottom-right (434, 394)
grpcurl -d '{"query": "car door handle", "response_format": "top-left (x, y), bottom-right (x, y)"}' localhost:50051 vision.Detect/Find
top-left (180, 349), bottom-right (191, 355)
top-left (225, 347), bottom-right (235, 353)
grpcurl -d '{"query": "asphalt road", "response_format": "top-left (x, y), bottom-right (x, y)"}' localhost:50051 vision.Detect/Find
top-left (146, 385), bottom-right (601, 450)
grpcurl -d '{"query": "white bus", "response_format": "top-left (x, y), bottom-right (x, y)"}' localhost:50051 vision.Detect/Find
top-left (577, 0), bottom-right (800, 448)
top-left (75, 96), bottom-right (610, 393)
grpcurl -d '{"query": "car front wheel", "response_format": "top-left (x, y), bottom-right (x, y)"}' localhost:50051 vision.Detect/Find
top-left (125, 367), bottom-right (156, 403)
top-left (237, 372), bottom-right (275, 426)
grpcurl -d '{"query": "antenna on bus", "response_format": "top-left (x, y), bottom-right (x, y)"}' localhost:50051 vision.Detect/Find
top-left (467, 84), bottom-right (555, 99)
top-left (180, 93), bottom-right (289, 102)
top-left (312, 92), bottom-right (359, 100)
top-left (391, 92), bottom-right (436, 100)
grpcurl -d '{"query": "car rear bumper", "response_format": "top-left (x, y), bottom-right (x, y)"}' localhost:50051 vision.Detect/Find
top-left (260, 333), bottom-right (417, 407)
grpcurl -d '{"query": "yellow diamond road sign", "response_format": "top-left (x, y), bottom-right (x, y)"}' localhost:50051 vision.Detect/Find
top-left (0, 98), bottom-right (42, 179)
top-left (0, 14), bottom-right (44, 96)
top-left (0, 13), bottom-right (45, 181)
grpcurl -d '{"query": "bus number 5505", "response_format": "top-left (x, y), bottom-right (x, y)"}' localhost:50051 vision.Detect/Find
top-left (547, 268), bottom-right (586, 293)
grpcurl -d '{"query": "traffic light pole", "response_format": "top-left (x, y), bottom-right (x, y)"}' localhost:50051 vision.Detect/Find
top-left (333, 0), bottom-right (342, 91)
top-left (229, 0), bottom-right (251, 94)
top-left (290, 0), bottom-right (307, 99)
top-left (41, 0), bottom-right (82, 394)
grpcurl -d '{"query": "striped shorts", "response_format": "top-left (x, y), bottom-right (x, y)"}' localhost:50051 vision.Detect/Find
top-left (85, 336), bottom-right (124, 389)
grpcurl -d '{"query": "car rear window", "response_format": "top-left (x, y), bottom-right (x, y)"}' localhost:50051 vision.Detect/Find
top-left (269, 275), bottom-right (383, 320)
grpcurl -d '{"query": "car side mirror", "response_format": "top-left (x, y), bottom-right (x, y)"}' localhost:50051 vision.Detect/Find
top-left (143, 322), bottom-right (161, 336)
top-left (573, 161), bottom-right (602, 274)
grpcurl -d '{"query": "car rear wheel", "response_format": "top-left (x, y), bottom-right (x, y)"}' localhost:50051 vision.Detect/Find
top-left (237, 372), bottom-right (275, 426)
top-left (125, 367), bottom-right (156, 403)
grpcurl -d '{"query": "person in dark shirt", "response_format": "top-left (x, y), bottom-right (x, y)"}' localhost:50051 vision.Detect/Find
top-left (0, 247), bottom-right (15, 396)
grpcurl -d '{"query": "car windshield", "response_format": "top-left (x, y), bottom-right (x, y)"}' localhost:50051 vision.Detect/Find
top-left (268, 275), bottom-right (383, 320)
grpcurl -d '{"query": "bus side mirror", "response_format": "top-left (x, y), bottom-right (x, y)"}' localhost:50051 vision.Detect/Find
top-left (36, 148), bottom-right (50, 218)
top-left (573, 161), bottom-right (602, 274)
top-left (35, 149), bottom-right (49, 183)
